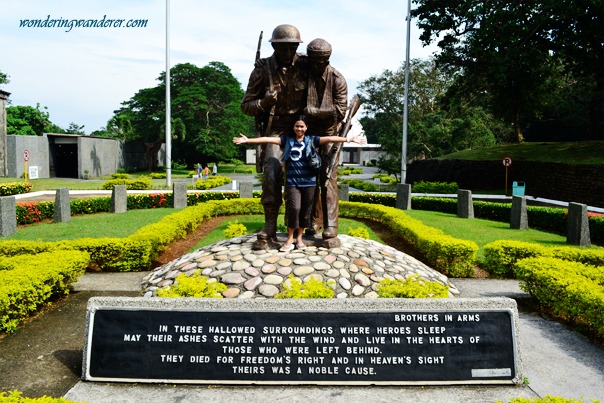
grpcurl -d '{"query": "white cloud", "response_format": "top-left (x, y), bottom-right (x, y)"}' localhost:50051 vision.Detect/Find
top-left (0, 0), bottom-right (438, 133)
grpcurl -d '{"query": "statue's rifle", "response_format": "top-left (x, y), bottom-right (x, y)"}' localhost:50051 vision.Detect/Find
top-left (325, 94), bottom-right (362, 178)
top-left (254, 31), bottom-right (264, 173)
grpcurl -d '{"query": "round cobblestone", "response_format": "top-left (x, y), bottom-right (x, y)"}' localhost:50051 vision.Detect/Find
top-left (142, 234), bottom-right (459, 299)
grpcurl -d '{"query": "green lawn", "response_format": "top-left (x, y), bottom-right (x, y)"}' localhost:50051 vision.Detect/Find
top-left (404, 209), bottom-right (599, 261)
top-left (188, 215), bottom-right (383, 251)
top-left (4, 208), bottom-right (181, 241)
top-left (439, 141), bottom-right (604, 165)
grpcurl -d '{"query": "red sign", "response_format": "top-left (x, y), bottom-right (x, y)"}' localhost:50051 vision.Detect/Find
top-left (502, 156), bottom-right (512, 167)
top-left (23, 150), bottom-right (30, 161)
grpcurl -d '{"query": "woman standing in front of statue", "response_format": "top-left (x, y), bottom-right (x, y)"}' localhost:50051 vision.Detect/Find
top-left (234, 115), bottom-right (365, 252)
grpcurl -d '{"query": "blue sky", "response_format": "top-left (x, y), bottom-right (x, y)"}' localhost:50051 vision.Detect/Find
top-left (1, 0), bottom-right (438, 134)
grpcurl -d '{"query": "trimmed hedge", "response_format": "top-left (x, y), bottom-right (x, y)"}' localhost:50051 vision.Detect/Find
top-left (194, 175), bottom-right (232, 190)
top-left (1, 199), bottom-right (265, 272)
top-left (0, 390), bottom-right (79, 402)
top-left (483, 240), bottom-right (604, 278)
top-left (0, 250), bottom-right (90, 332)
top-left (0, 182), bottom-right (32, 196)
top-left (340, 202), bottom-right (478, 277)
top-left (514, 257), bottom-right (604, 339)
top-left (101, 177), bottom-right (152, 190)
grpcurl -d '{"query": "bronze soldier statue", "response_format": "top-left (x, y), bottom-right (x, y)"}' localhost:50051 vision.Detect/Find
top-left (303, 38), bottom-right (348, 243)
top-left (241, 24), bottom-right (308, 248)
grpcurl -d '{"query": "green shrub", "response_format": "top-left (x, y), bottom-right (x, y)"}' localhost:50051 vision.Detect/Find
top-left (340, 179), bottom-right (378, 192)
top-left (149, 172), bottom-right (166, 179)
top-left (195, 175), bottom-right (232, 190)
top-left (0, 251), bottom-right (89, 333)
top-left (102, 177), bottom-right (151, 190)
top-left (172, 161), bottom-right (187, 170)
top-left (275, 275), bottom-right (335, 299)
top-left (347, 227), bottom-right (370, 239)
top-left (349, 192), bottom-right (396, 207)
top-left (156, 270), bottom-right (227, 298)
top-left (110, 173), bottom-right (130, 179)
top-left (495, 395), bottom-right (601, 403)
top-left (483, 240), bottom-right (604, 278)
top-left (223, 221), bottom-right (247, 238)
top-left (0, 182), bottom-right (32, 196)
top-left (0, 390), bottom-right (79, 402)
top-left (412, 181), bottom-right (458, 194)
top-left (339, 167), bottom-right (363, 176)
top-left (16, 202), bottom-right (49, 224)
top-left (377, 275), bottom-right (449, 298)
top-left (514, 257), bottom-right (604, 340)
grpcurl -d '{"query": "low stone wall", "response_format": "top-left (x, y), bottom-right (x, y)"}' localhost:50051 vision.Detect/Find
top-left (407, 159), bottom-right (604, 207)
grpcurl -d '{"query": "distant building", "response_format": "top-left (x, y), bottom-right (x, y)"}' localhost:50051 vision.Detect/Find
top-left (4, 133), bottom-right (157, 179)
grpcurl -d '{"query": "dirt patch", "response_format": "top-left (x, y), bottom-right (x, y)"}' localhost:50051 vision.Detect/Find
top-left (152, 216), bottom-right (228, 266)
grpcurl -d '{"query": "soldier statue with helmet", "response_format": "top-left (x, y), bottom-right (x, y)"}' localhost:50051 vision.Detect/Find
top-left (241, 24), bottom-right (309, 249)
top-left (303, 38), bottom-right (348, 245)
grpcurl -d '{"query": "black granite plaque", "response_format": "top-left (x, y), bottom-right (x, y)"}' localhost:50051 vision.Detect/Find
top-left (85, 308), bottom-right (518, 384)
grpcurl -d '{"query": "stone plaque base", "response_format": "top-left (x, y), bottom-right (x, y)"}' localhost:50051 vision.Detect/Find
top-left (83, 298), bottom-right (521, 386)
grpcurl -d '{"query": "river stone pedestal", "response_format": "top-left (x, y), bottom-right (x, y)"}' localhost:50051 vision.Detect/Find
top-left (142, 234), bottom-right (457, 300)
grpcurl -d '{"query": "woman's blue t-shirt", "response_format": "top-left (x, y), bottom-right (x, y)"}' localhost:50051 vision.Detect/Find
top-left (281, 135), bottom-right (321, 187)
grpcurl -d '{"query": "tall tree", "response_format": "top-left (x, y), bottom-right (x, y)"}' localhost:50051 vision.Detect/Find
top-left (65, 122), bottom-right (85, 134)
top-left (358, 58), bottom-right (503, 177)
top-left (413, 0), bottom-right (604, 141)
top-left (6, 104), bottom-right (63, 136)
top-left (114, 62), bottom-right (252, 170)
top-left (0, 70), bottom-right (9, 86)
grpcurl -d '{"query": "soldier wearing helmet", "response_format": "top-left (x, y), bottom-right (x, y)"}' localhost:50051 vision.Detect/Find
top-left (304, 38), bottom-right (348, 242)
top-left (241, 24), bottom-right (309, 248)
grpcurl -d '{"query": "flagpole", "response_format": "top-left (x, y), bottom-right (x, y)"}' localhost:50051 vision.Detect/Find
top-left (401, 0), bottom-right (411, 184)
top-left (165, 0), bottom-right (172, 188)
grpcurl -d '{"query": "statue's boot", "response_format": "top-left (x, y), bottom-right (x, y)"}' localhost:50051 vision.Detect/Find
top-left (257, 206), bottom-right (279, 241)
top-left (322, 226), bottom-right (338, 239)
top-left (305, 224), bottom-right (320, 236)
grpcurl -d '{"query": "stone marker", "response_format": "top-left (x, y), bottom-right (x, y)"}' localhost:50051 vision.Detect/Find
top-left (172, 182), bottom-right (188, 208)
top-left (457, 190), bottom-right (474, 219)
top-left (396, 183), bottom-right (412, 210)
top-left (239, 182), bottom-right (253, 199)
top-left (83, 297), bottom-right (522, 386)
top-left (54, 187), bottom-right (71, 223)
top-left (510, 196), bottom-right (528, 230)
top-left (111, 185), bottom-right (127, 214)
top-left (338, 183), bottom-right (349, 202)
top-left (0, 196), bottom-right (16, 237)
top-left (566, 202), bottom-right (591, 246)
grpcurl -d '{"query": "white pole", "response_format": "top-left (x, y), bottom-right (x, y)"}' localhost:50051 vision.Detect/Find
top-left (401, 0), bottom-right (411, 184)
top-left (165, 0), bottom-right (172, 188)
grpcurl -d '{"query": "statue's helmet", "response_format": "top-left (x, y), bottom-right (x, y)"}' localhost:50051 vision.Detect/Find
top-left (269, 24), bottom-right (303, 43)
top-left (307, 38), bottom-right (332, 58)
